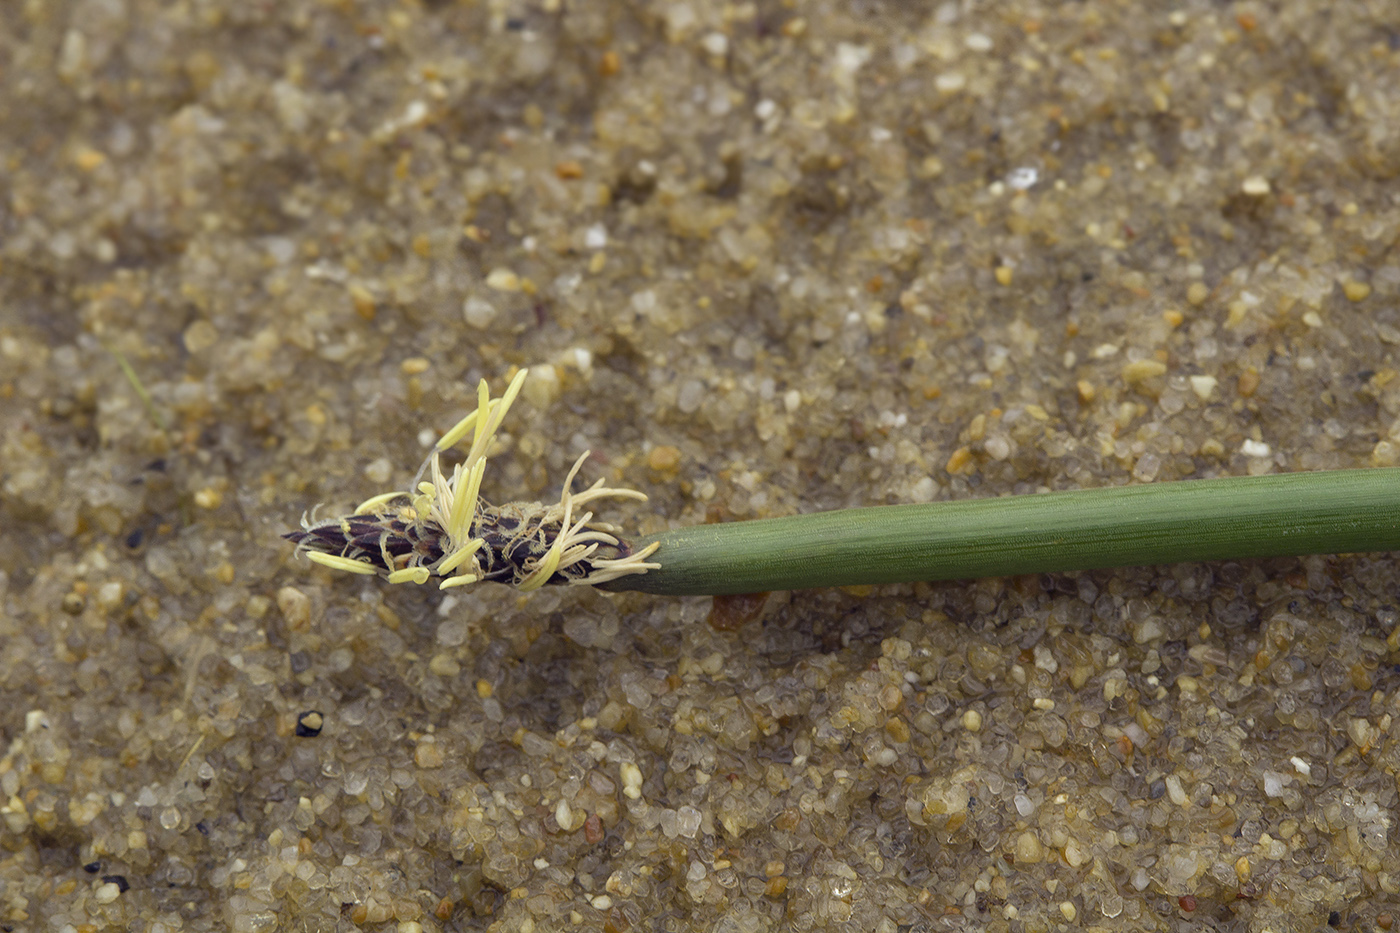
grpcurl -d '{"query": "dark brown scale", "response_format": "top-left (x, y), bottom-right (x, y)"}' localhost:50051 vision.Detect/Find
top-left (285, 505), bottom-right (637, 587)
top-left (284, 514), bottom-right (447, 574)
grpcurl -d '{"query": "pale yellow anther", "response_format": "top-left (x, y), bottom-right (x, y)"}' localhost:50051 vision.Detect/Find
top-left (517, 548), bottom-right (562, 592)
top-left (574, 482), bottom-right (649, 508)
top-left (439, 573), bottom-right (479, 589)
top-left (445, 460), bottom-right (480, 543)
top-left (355, 490), bottom-right (406, 515)
top-left (307, 552), bottom-right (379, 575)
top-left (466, 369), bottom-right (528, 465)
top-left (428, 455), bottom-right (451, 527)
top-left (460, 460), bottom-right (487, 532)
top-left (555, 541), bottom-right (598, 573)
top-left (519, 482), bottom-right (576, 592)
top-left (436, 408), bottom-right (482, 452)
top-left (496, 368), bottom-right (528, 425)
top-left (561, 451), bottom-right (590, 498)
top-left (437, 538), bottom-right (483, 575)
top-left (473, 379), bottom-right (491, 444)
top-left (387, 566), bottom-right (432, 585)
top-left (585, 541), bottom-right (662, 584)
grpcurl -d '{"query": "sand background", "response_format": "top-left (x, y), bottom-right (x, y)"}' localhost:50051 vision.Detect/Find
top-left (2, 1), bottom-right (1400, 931)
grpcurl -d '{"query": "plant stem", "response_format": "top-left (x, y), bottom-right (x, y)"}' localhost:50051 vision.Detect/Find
top-left (103, 342), bottom-right (170, 433)
top-left (603, 468), bottom-right (1400, 596)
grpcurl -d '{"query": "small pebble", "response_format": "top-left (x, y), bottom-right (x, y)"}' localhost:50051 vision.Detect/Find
top-left (183, 320), bottom-right (219, 354)
top-left (347, 284), bottom-right (376, 318)
top-left (1237, 367), bottom-right (1260, 397)
top-left (1014, 831), bottom-right (1042, 863)
top-left (363, 457), bottom-right (394, 484)
top-left (648, 445), bottom-right (681, 472)
top-left (73, 146), bottom-right (107, 171)
top-left (414, 736), bottom-right (444, 769)
top-left (295, 711), bottom-right (324, 738)
top-left (1241, 176), bottom-right (1271, 196)
top-left (429, 654), bottom-right (460, 677)
top-left (194, 487), bottom-right (223, 510)
top-left (1343, 280), bottom-right (1371, 302)
top-left (463, 296), bottom-right (498, 328)
top-left (276, 587), bottom-right (311, 630)
top-left (620, 762), bottom-right (643, 799)
top-left (945, 447), bottom-right (972, 473)
top-left (485, 268), bottom-right (520, 291)
top-left (708, 591), bottom-right (768, 631)
top-left (1122, 359), bottom-right (1167, 383)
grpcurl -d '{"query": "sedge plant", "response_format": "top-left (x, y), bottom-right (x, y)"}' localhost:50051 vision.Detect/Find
top-left (287, 370), bottom-right (1400, 596)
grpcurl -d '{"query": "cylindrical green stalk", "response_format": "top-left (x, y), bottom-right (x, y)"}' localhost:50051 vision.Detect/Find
top-left (605, 469), bottom-right (1400, 596)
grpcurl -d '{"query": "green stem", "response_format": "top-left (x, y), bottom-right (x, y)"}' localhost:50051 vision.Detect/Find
top-left (103, 341), bottom-right (170, 433)
top-left (605, 469), bottom-right (1400, 596)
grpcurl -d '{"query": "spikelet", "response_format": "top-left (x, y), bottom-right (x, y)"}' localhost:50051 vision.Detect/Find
top-left (285, 369), bottom-right (659, 590)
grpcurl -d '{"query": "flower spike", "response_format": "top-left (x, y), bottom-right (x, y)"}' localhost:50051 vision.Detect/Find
top-left (285, 369), bottom-right (660, 591)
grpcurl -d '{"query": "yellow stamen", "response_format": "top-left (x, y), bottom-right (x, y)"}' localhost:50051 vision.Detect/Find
top-left (517, 549), bottom-right (562, 592)
top-left (355, 490), bottom-right (406, 514)
top-left (387, 567), bottom-right (432, 585)
top-left (437, 538), bottom-right (483, 574)
top-left (560, 450), bottom-right (590, 500)
top-left (307, 552), bottom-right (378, 575)
top-left (456, 460), bottom-right (487, 539)
top-left (466, 369), bottom-right (528, 465)
top-left (436, 408), bottom-right (482, 452)
top-left (583, 541), bottom-right (663, 584)
top-left (553, 541), bottom-right (598, 573)
top-left (439, 573), bottom-right (479, 589)
top-left (519, 479), bottom-right (577, 592)
top-left (574, 482), bottom-right (649, 508)
top-left (472, 378), bottom-right (491, 445)
top-left (444, 459), bottom-right (481, 543)
top-left (428, 455), bottom-right (451, 527)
